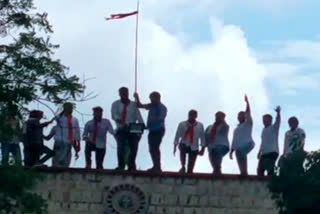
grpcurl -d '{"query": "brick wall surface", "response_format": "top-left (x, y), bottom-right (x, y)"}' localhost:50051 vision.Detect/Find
top-left (34, 168), bottom-right (278, 214)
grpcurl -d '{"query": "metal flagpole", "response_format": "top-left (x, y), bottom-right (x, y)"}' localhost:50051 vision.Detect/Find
top-left (134, 0), bottom-right (140, 93)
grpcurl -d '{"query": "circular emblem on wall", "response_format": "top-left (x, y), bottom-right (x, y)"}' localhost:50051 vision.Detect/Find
top-left (104, 184), bottom-right (148, 214)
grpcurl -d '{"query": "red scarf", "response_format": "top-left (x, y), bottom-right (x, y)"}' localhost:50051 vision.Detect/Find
top-left (121, 102), bottom-right (129, 124)
top-left (183, 122), bottom-right (197, 144)
top-left (209, 123), bottom-right (219, 142)
top-left (66, 115), bottom-right (74, 143)
top-left (92, 120), bottom-right (99, 143)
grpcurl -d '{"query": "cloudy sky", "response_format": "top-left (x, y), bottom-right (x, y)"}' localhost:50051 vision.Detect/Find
top-left (32, 0), bottom-right (320, 174)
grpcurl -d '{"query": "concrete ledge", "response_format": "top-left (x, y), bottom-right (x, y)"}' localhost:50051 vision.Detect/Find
top-left (36, 167), bottom-right (269, 181)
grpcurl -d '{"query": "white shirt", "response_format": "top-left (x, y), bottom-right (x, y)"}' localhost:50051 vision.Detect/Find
top-left (283, 128), bottom-right (306, 157)
top-left (259, 118), bottom-right (280, 155)
top-left (111, 100), bottom-right (144, 129)
top-left (54, 115), bottom-right (81, 144)
top-left (174, 121), bottom-right (205, 151)
top-left (205, 122), bottom-right (230, 149)
top-left (82, 119), bottom-right (115, 149)
top-left (232, 113), bottom-right (255, 150)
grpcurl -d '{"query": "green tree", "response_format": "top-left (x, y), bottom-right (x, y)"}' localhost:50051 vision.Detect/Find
top-left (268, 151), bottom-right (320, 214)
top-left (0, 166), bottom-right (47, 213)
top-left (0, 0), bottom-right (85, 123)
top-left (0, 0), bottom-right (86, 212)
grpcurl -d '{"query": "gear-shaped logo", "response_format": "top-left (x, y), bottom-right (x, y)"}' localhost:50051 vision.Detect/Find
top-left (104, 184), bottom-right (149, 214)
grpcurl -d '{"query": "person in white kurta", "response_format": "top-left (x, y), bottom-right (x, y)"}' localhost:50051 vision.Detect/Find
top-left (230, 95), bottom-right (255, 176)
top-left (174, 110), bottom-right (205, 174)
top-left (203, 111), bottom-right (230, 175)
top-left (257, 106), bottom-right (281, 176)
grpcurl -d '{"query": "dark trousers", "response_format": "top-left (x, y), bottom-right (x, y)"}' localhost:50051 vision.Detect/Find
top-left (257, 152), bottom-right (278, 176)
top-left (116, 130), bottom-right (141, 170)
top-left (148, 129), bottom-right (165, 170)
top-left (24, 143), bottom-right (54, 167)
top-left (1, 143), bottom-right (21, 165)
top-left (208, 145), bottom-right (229, 174)
top-left (179, 144), bottom-right (198, 173)
top-left (39, 145), bottom-right (55, 165)
top-left (85, 142), bottom-right (106, 169)
top-left (24, 143), bottom-right (41, 167)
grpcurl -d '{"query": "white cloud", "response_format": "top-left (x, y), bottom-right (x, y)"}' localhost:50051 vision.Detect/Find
top-left (31, 0), bottom-right (277, 175)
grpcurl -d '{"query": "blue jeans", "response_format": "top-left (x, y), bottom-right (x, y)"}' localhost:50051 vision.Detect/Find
top-left (235, 142), bottom-right (254, 175)
top-left (209, 145), bottom-right (229, 173)
top-left (1, 143), bottom-right (22, 165)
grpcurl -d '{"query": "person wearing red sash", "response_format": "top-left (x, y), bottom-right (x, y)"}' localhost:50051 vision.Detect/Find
top-left (111, 87), bottom-right (144, 171)
top-left (83, 107), bottom-right (115, 169)
top-left (202, 111), bottom-right (230, 175)
top-left (174, 110), bottom-right (205, 174)
top-left (53, 102), bottom-right (81, 167)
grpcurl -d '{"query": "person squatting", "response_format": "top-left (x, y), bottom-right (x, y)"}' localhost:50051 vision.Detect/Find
top-left (0, 87), bottom-right (306, 176)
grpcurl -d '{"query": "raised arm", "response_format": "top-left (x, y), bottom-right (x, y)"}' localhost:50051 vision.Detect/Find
top-left (134, 93), bottom-right (149, 109)
top-left (245, 94), bottom-right (251, 114)
top-left (274, 106), bottom-right (281, 128)
top-left (244, 94), bottom-right (253, 124)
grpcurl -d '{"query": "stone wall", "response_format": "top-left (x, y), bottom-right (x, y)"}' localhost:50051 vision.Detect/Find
top-left (35, 168), bottom-right (278, 214)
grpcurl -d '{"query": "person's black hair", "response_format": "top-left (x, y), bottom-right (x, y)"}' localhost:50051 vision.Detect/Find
top-left (216, 111), bottom-right (226, 118)
top-left (189, 109), bottom-right (198, 115)
top-left (263, 114), bottom-right (273, 120)
top-left (93, 106), bottom-right (103, 112)
top-left (149, 91), bottom-right (161, 99)
top-left (119, 87), bottom-right (128, 93)
top-left (288, 116), bottom-right (299, 124)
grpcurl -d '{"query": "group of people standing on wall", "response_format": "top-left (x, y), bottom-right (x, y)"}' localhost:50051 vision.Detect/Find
top-left (0, 86), bottom-right (306, 176)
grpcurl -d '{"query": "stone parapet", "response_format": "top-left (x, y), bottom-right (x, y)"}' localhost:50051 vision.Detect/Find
top-left (34, 168), bottom-right (277, 214)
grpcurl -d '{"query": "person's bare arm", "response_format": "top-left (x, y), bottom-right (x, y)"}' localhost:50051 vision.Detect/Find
top-left (134, 93), bottom-right (149, 109)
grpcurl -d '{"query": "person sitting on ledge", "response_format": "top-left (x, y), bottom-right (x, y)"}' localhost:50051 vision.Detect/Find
top-left (134, 91), bottom-right (167, 174)
top-left (111, 87), bottom-right (144, 172)
top-left (174, 110), bottom-right (205, 174)
top-left (83, 106), bottom-right (115, 169)
top-left (230, 95), bottom-right (255, 176)
top-left (257, 106), bottom-right (281, 176)
top-left (202, 111), bottom-right (230, 175)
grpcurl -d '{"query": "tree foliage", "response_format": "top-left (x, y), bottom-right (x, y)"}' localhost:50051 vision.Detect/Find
top-left (0, 166), bottom-right (47, 214)
top-left (268, 151), bottom-right (320, 214)
top-left (0, 0), bottom-right (85, 117)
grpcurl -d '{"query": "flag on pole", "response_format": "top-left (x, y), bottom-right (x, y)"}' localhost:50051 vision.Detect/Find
top-left (105, 11), bottom-right (138, 21)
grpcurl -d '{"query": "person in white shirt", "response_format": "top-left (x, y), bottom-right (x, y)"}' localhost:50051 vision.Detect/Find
top-left (257, 106), bottom-right (281, 176)
top-left (53, 102), bottom-right (81, 167)
top-left (230, 95), bottom-right (255, 176)
top-left (83, 107), bottom-right (115, 169)
top-left (282, 117), bottom-right (306, 159)
top-left (174, 110), bottom-right (205, 174)
top-left (203, 111), bottom-right (230, 175)
top-left (111, 87), bottom-right (144, 171)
